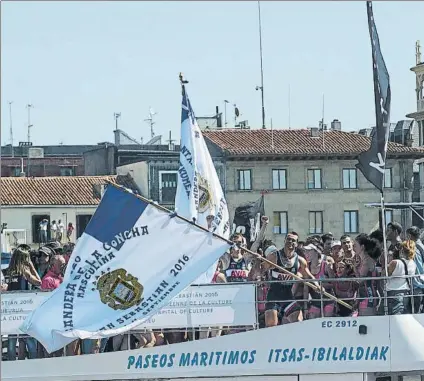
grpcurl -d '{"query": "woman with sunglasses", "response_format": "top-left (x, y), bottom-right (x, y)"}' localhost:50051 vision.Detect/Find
top-left (220, 233), bottom-right (252, 283)
top-left (303, 241), bottom-right (335, 319)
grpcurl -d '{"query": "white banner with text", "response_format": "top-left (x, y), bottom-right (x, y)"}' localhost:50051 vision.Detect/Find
top-left (1, 284), bottom-right (256, 335)
top-left (137, 283), bottom-right (256, 329)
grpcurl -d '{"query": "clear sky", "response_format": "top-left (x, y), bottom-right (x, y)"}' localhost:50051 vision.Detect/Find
top-left (1, 1), bottom-right (423, 146)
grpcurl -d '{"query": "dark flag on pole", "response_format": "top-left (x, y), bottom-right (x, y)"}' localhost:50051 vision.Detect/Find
top-left (356, 1), bottom-right (391, 193)
top-left (232, 195), bottom-right (265, 249)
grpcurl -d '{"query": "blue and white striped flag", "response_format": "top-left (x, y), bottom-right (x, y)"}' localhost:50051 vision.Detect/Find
top-left (20, 185), bottom-right (231, 353)
top-left (176, 82), bottom-right (230, 283)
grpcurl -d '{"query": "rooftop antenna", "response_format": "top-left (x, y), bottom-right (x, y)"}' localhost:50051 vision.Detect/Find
top-left (114, 112), bottom-right (121, 131)
top-left (224, 100), bottom-right (230, 127)
top-left (26, 103), bottom-right (34, 177)
top-left (256, 0), bottom-right (266, 129)
top-left (26, 103), bottom-right (34, 144)
top-left (416, 40), bottom-right (422, 65)
top-left (144, 107), bottom-right (157, 139)
top-left (167, 130), bottom-right (175, 150)
top-left (8, 101), bottom-right (14, 157)
top-left (270, 117), bottom-right (274, 150)
top-left (321, 94), bottom-right (325, 149)
top-left (288, 85), bottom-right (291, 130)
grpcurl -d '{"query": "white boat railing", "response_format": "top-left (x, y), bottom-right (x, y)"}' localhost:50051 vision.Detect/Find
top-left (1, 274), bottom-right (423, 361)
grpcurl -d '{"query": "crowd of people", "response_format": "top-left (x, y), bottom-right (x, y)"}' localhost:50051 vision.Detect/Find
top-left (38, 218), bottom-right (74, 244)
top-left (1, 218), bottom-right (424, 360)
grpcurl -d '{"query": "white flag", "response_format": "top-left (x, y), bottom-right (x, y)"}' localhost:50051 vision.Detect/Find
top-left (176, 85), bottom-right (230, 283)
top-left (20, 185), bottom-right (231, 353)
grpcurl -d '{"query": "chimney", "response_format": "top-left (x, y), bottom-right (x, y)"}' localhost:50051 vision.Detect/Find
top-left (93, 184), bottom-right (107, 199)
top-left (114, 129), bottom-right (121, 146)
top-left (100, 184), bottom-right (107, 198)
top-left (310, 127), bottom-right (320, 137)
top-left (331, 119), bottom-right (341, 131)
top-left (216, 106), bottom-right (222, 128)
top-left (405, 137), bottom-right (414, 147)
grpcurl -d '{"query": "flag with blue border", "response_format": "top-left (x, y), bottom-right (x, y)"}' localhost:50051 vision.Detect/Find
top-left (21, 185), bottom-right (231, 353)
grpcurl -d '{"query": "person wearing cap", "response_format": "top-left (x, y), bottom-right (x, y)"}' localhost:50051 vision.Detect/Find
top-left (330, 240), bottom-right (344, 264)
top-left (44, 241), bottom-right (63, 255)
top-left (260, 232), bottom-right (316, 327)
top-left (35, 246), bottom-right (55, 279)
top-left (303, 241), bottom-right (335, 319)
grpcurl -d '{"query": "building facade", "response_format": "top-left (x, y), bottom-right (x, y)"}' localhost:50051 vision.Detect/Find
top-left (0, 143), bottom-right (100, 177)
top-left (113, 128), bottom-right (424, 247)
top-left (116, 154), bottom-right (225, 211)
top-left (203, 129), bottom-right (424, 246)
top-left (406, 41), bottom-right (424, 207)
top-left (0, 175), bottom-right (139, 245)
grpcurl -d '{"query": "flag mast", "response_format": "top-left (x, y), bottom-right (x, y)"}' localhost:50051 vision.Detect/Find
top-left (356, 1), bottom-right (392, 315)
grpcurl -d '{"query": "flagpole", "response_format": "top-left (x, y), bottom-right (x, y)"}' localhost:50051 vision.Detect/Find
top-left (257, 0), bottom-right (266, 129)
top-left (179, 72), bottom-right (188, 95)
top-left (380, 191), bottom-right (389, 315)
top-left (108, 181), bottom-right (352, 310)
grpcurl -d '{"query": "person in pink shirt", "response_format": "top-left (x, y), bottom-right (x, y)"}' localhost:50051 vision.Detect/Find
top-left (39, 254), bottom-right (65, 357)
top-left (41, 255), bottom-right (65, 291)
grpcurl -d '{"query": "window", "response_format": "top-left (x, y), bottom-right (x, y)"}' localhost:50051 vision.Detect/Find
top-left (379, 210), bottom-right (393, 228)
top-left (307, 169), bottom-right (322, 189)
top-left (31, 214), bottom-right (50, 243)
top-left (76, 214), bottom-right (93, 238)
top-left (384, 168), bottom-right (392, 188)
top-left (272, 169), bottom-right (287, 190)
top-left (385, 210), bottom-right (393, 225)
top-left (342, 169), bottom-right (357, 189)
top-left (159, 171), bottom-right (178, 203)
top-left (12, 167), bottom-right (21, 177)
top-left (237, 169), bottom-right (252, 190)
top-left (60, 167), bottom-right (75, 176)
top-left (273, 212), bottom-right (288, 234)
top-left (344, 211), bottom-right (359, 233)
top-left (309, 211), bottom-right (323, 234)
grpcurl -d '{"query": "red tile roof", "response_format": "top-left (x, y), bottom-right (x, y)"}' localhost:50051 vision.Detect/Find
top-left (203, 129), bottom-right (424, 158)
top-left (0, 175), bottom-right (139, 206)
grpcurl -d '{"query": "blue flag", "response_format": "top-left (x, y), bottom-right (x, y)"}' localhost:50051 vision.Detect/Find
top-left (20, 185), bottom-right (231, 353)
